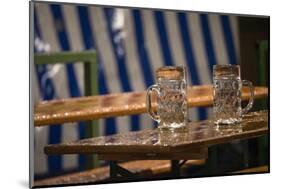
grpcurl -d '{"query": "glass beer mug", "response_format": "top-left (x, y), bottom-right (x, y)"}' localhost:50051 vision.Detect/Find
top-left (146, 66), bottom-right (188, 130)
top-left (213, 65), bottom-right (254, 125)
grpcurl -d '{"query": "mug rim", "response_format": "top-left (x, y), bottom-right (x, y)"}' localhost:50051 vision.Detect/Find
top-left (213, 64), bottom-right (240, 77)
top-left (213, 64), bottom-right (240, 68)
top-left (156, 66), bottom-right (184, 71)
top-left (156, 66), bottom-right (185, 80)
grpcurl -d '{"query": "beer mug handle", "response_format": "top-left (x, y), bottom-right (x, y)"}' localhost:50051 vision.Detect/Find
top-left (241, 80), bottom-right (254, 114)
top-left (146, 84), bottom-right (160, 122)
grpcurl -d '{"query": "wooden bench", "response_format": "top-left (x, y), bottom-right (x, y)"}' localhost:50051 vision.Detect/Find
top-left (34, 159), bottom-right (205, 187)
top-left (231, 165), bottom-right (269, 174)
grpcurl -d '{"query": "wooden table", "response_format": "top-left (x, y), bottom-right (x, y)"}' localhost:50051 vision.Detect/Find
top-left (45, 110), bottom-right (268, 179)
top-left (34, 85), bottom-right (268, 126)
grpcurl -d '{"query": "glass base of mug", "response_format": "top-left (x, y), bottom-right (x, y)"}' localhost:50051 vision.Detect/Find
top-left (214, 118), bottom-right (242, 125)
top-left (157, 122), bottom-right (187, 132)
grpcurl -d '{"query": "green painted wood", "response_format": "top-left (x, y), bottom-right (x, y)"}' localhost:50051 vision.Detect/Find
top-left (84, 60), bottom-right (99, 168)
top-left (256, 41), bottom-right (268, 110)
top-left (34, 51), bottom-right (97, 65)
top-left (256, 40), bottom-right (268, 166)
top-left (34, 51), bottom-right (100, 168)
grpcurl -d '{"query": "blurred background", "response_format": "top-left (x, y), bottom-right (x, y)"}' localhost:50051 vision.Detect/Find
top-left (33, 2), bottom-right (269, 179)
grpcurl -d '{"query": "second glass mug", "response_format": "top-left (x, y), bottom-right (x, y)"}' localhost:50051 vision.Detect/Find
top-left (146, 66), bottom-right (188, 130)
top-left (213, 64), bottom-right (254, 125)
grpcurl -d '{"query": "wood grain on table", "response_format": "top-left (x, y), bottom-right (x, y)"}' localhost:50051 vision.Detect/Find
top-left (34, 85), bottom-right (268, 126)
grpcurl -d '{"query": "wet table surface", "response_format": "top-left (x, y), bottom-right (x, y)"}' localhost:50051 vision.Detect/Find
top-left (45, 110), bottom-right (268, 160)
top-left (35, 85), bottom-right (268, 126)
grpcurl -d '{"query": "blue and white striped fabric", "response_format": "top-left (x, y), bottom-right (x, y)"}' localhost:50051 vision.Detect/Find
top-left (33, 2), bottom-right (240, 177)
